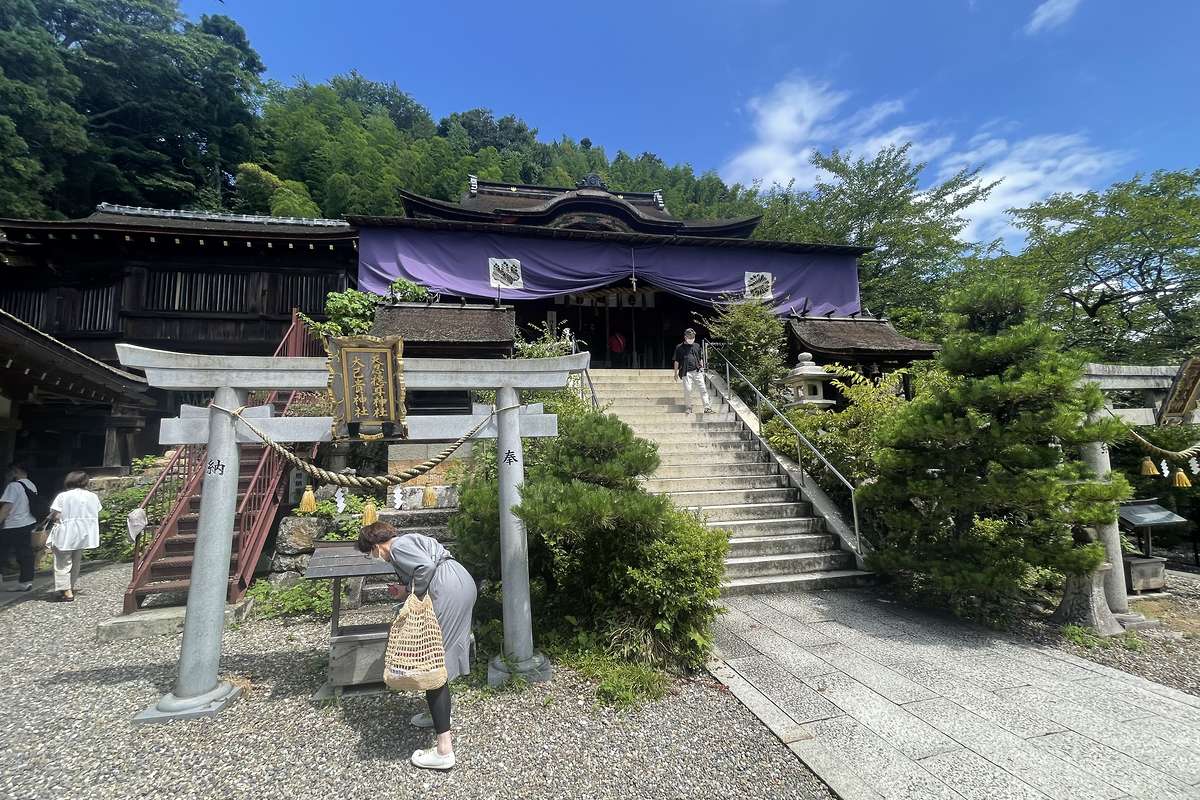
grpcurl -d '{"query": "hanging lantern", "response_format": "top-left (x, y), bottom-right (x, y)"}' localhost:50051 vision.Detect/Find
top-left (1174, 469), bottom-right (1192, 488)
top-left (1141, 457), bottom-right (1160, 476)
top-left (298, 486), bottom-right (317, 513)
top-left (362, 498), bottom-right (379, 526)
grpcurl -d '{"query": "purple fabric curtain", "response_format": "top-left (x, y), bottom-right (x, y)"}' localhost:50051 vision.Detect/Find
top-left (358, 227), bottom-right (861, 316)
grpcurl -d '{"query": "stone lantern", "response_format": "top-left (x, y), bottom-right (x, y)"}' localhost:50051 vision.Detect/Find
top-left (783, 352), bottom-right (836, 409)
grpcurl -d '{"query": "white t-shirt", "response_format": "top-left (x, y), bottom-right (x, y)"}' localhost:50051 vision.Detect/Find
top-left (49, 488), bottom-right (103, 551)
top-left (0, 479), bottom-right (38, 529)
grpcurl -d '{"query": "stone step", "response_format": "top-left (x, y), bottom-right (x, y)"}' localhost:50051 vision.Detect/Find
top-left (650, 462), bottom-right (778, 479)
top-left (657, 450), bottom-right (769, 466)
top-left (686, 501), bottom-right (812, 522)
top-left (724, 550), bottom-right (856, 579)
top-left (712, 517), bottom-right (824, 537)
top-left (655, 440), bottom-right (759, 454)
top-left (726, 533), bottom-right (837, 558)
top-left (720, 570), bottom-right (874, 596)
top-left (643, 438), bottom-right (744, 450)
top-left (606, 398), bottom-right (726, 411)
top-left (666, 487), bottom-right (800, 507)
top-left (644, 474), bottom-right (789, 493)
top-left (621, 412), bottom-right (738, 425)
top-left (591, 373), bottom-right (681, 383)
top-left (628, 421), bottom-right (744, 434)
top-left (591, 369), bottom-right (677, 377)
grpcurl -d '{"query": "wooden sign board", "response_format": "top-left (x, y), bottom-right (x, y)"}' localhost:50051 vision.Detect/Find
top-left (326, 335), bottom-right (407, 441)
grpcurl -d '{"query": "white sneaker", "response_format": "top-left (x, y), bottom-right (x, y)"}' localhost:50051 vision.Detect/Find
top-left (410, 711), bottom-right (436, 729)
top-left (411, 747), bottom-right (455, 770)
top-left (4, 582), bottom-right (32, 592)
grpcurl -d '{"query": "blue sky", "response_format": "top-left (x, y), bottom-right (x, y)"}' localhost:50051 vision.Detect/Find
top-left (181, 0), bottom-right (1199, 242)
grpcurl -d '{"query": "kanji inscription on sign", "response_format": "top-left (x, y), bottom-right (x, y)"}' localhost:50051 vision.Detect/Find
top-left (325, 334), bottom-right (408, 441)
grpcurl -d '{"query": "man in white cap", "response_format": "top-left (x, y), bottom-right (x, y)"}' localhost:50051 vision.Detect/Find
top-left (672, 328), bottom-right (712, 413)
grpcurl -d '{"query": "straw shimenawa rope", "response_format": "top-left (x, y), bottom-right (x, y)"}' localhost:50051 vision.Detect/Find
top-left (1106, 408), bottom-right (1200, 460)
top-left (210, 403), bottom-right (517, 488)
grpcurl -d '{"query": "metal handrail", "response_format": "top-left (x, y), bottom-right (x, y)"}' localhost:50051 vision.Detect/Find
top-left (703, 340), bottom-right (863, 556)
top-left (566, 327), bottom-right (600, 409)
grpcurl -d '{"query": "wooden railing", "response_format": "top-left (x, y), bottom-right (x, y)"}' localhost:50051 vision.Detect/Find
top-left (123, 310), bottom-right (322, 613)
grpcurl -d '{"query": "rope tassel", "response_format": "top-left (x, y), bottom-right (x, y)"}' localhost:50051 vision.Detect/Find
top-left (1141, 457), bottom-right (1160, 476)
top-left (1174, 469), bottom-right (1192, 488)
top-left (298, 486), bottom-right (317, 513)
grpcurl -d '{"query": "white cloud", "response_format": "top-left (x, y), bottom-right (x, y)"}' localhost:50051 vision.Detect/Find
top-left (723, 75), bottom-right (1127, 245)
top-left (722, 77), bottom-right (946, 189)
top-left (940, 132), bottom-right (1127, 242)
top-left (1025, 0), bottom-right (1083, 35)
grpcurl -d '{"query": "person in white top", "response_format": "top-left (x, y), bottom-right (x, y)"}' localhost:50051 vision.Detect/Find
top-left (0, 463), bottom-right (40, 592)
top-left (47, 471), bottom-right (102, 602)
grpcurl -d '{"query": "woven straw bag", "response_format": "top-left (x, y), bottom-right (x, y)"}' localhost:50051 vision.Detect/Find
top-left (383, 592), bottom-right (448, 691)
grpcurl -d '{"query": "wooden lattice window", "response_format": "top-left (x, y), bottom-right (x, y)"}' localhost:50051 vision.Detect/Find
top-left (145, 271), bottom-right (252, 313)
top-left (274, 272), bottom-right (342, 315)
top-left (0, 289), bottom-right (47, 327)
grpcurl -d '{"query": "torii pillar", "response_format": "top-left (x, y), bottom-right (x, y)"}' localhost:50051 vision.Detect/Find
top-left (117, 345), bottom-right (588, 722)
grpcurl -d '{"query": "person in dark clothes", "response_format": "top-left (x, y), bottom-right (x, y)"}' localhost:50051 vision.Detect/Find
top-left (0, 463), bottom-right (39, 592)
top-left (672, 327), bottom-right (712, 413)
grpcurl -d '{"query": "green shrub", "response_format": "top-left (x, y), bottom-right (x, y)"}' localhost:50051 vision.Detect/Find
top-left (246, 578), bottom-right (334, 618)
top-left (860, 276), bottom-right (1129, 625)
top-left (764, 367), bottom-right (910, 486)
top-left (94, 484), bottom-right (151, 561)
top-left (702, 297), bottom-right (787, 399)
top-left (453, 409), bottom-right (727, 672)
top-left (386, 278), bottom-right (430, 303)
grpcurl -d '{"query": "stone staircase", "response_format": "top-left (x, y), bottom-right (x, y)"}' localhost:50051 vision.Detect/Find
top-left (591, 368), bottom-right (871, 595)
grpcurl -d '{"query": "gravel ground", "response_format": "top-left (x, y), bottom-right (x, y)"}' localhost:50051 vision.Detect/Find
top-left (0, 564), bottom-right (833, 800)
top-left (1013, 569), bottom-right (1200, 697)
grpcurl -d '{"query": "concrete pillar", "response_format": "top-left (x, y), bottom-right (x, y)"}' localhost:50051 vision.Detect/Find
top-left (487, 384), bottom-right (552, 686)
top-left (1079, 437), bottom-right (1129, 615)
top-left (135, 386), bottom-right (244, 723)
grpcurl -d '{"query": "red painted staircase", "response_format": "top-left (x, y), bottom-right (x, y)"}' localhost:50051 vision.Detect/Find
top-left (122, 312), bottom-right (322, 614)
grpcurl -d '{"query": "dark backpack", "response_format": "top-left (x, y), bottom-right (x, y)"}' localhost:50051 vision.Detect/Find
top-left (18, 481), bottom-right (49, 523)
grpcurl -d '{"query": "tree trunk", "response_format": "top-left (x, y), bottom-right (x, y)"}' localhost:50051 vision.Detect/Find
top-left (1050, 564), bottom-right (1124, 636)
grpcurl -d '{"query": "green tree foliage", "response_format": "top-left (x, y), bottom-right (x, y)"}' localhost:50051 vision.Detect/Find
top-left (754, 145), bottom-right (998, 323)
top-left (1004, 169), bottom-right (1200, 364)
top-left (452, 408), bottom-right (727, 670)
top-left (763, 367), bottom-right (912, 486)
top-left (0, 0), bottom-right (88, 216)
top-left (702, 298), bottom-right (787, 398)
top-left (13, 0), bottom-right (265, 214)
top-left (860, 277), bottom-right (1129, 623)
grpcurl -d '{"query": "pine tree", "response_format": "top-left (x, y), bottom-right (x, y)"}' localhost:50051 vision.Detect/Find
top-left (860, 277), bottom-right (1128, 623)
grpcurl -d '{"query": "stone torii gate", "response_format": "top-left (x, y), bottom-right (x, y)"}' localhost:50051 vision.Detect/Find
top-left (117, 344), bottom-right (589, 724)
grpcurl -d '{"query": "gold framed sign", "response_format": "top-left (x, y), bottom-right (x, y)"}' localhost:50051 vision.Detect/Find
top-left (325, 335), bottom-right (408, 441)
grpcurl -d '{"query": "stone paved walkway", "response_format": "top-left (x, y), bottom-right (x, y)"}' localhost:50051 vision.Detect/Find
top-left (712, 589), bottom-right (1200, 800)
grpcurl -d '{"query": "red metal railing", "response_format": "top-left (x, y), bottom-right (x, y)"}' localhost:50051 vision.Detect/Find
top-left (123, 310), bottom-right (322, 613)
top-left (229, 312), bottom-right (323, 599)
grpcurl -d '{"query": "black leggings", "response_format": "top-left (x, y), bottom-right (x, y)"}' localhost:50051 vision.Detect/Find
top-left (0, 524), bottom-right (35, 583)
top-left (425, 684), bottom-right (451, 735)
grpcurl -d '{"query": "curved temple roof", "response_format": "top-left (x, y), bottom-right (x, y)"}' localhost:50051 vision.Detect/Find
top-left (397, 175), bottom-right (763, 239)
